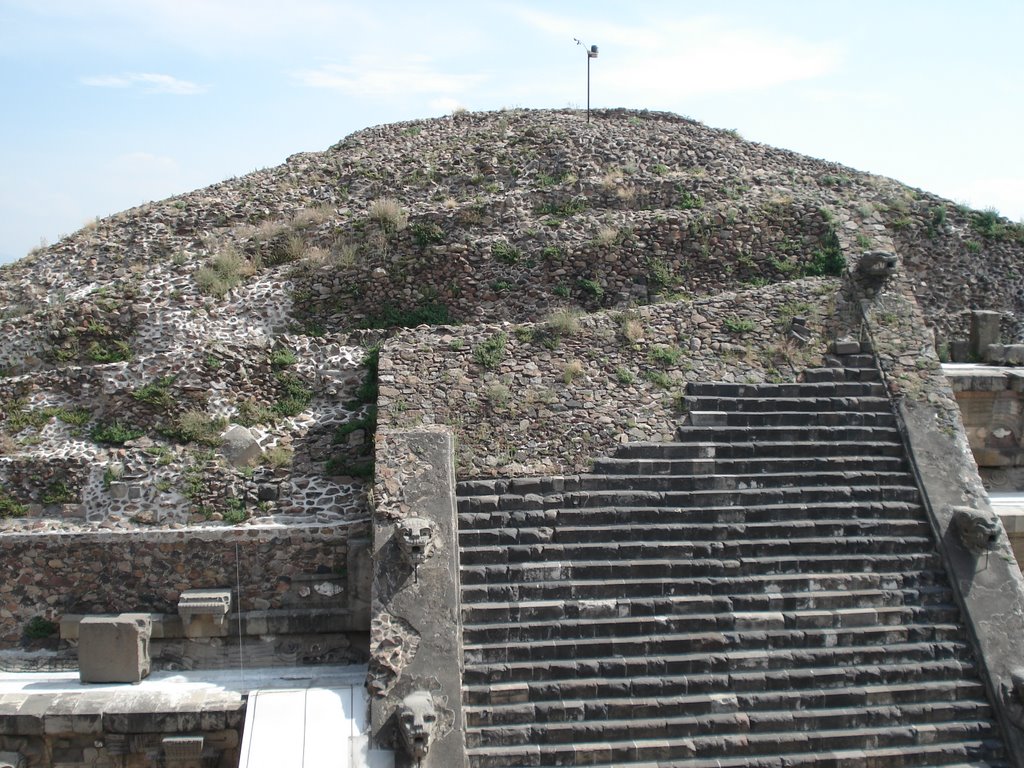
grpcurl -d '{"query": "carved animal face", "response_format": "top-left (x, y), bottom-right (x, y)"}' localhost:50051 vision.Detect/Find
top-left (396, 517), bottom-right (437, 566)
top-left (398, 691), bottom-right (437, 762)
top-left (953, 506), bottom-right (1001, 552)
top-left (858, 251), bottom-right (898, 279)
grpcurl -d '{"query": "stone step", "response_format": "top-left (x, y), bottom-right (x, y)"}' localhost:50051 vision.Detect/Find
top-left (681, 395), bottom-right (893, 413)
top-left (466, 723), bottom-right (997, 767)
top-left (673, 424), bottom-right (901, 443)
top-left (458, 535), bottom-right (936, 567)
top-left (462, 622), bottom-right (966, 666)
top-left (462, 604), bottom-right (959, 645)
top-left (607, 440), bottom-right (906, 461)
top-left (685, 381), bottom-right (887, 399)
top-left (459, 552), bottom-right (943, 586)
top-left (459, 518), bottom-right (932, 548)
top-left (457, 484), bottom-right (923, 515)
top-left (461, 586), bottom-right (955, 626)
top-left (464, 658), bottom-right (982, 706)
top-left (682, 410), bottom-right (896, 428)
top-left (827, 353), bottom-right (880, 370)
top-left (460, 568), bottom-right (949, 604)
top-left (458, 500), bottom-right (926, 530)
top-left (803, 365), bottom-right (881, 383)
top-left (466, 700), bottom-right (994, 747)
top-left (646, 753), bottom-right (1007, 768)
top-left (540, 470), bottom-right (915, 494)
top-left (590, 454), bottom-right (908, 476)
top-left (463, 639), bottom-right (977, 686)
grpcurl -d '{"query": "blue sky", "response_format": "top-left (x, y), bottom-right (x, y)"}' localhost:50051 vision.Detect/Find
top-left (1, 0), bottom-right (1022, 263)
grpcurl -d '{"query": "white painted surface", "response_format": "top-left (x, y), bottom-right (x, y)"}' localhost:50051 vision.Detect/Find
top-left (238, 683), bottom-right (392, 768)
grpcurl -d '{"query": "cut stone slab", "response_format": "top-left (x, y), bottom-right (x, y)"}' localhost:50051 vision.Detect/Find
top-left (970, 310), bottom-right (1002, 360)
top-left (178, 589), bottom-right (232, 639)
top-left (78, 614), bottom-right (152, 684)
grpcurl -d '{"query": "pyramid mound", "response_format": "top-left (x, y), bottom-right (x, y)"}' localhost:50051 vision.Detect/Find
top-left (0, 108), bottom-right (1021, 532)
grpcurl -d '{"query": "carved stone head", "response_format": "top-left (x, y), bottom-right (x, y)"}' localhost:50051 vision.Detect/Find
top-left (397, 690), bottom-right (438, 763)
top-left (952, 506), bottom-right (1001, 553)
top-left (396, 517), bottom-right (437, 567)
top-left (858, 251), bottom-right (898, 280)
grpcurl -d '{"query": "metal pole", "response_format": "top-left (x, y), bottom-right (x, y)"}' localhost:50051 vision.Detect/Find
top-left (587, 53), bottom-right (591, 123)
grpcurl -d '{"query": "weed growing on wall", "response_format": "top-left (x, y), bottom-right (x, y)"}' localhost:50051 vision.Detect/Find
top-left (473, 332), bottom-right (508, 369)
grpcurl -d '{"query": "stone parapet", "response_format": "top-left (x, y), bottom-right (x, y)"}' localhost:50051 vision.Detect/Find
top-left (369, 427), bottom-right (467, 768)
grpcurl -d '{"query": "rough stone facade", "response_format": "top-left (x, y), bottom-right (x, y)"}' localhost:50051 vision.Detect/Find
top-left (378, 277), bottom-right (841, 477)
top-left (0, 524), bottom-right (365, 646)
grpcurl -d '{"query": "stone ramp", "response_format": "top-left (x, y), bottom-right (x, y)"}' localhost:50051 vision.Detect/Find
top-left (238, 683), bottom-right (392, 768)
top-left (455, 354), bottom-right (1009, 767)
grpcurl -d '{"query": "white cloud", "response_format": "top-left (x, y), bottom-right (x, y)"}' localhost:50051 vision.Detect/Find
top-left (81, 72), bottom-right (205, 95)
top-left (293, 57), bottom-right (485, 98)
top-left (429, 97), bottom-right (465, 114)
top-left (509, 8), bottom-right (842, 98)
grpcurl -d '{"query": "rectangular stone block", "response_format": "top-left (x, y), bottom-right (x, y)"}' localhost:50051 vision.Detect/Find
top-left (78, 614), bottom-right (152, 684)
top-left (177, 589), bottom-right (231, 639)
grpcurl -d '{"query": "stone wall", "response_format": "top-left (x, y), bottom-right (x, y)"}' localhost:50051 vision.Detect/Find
top-left (0, 523), bottom-right (364, 645)
top-left (378, 277), bottom-right (848, 478)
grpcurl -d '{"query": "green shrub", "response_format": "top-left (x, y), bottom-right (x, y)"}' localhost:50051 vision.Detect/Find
top-left (473, 332), bottom-right (508, 369)
top-left (55, 407), bottom-right (91, 427)
top-left (411, 221), bottom-right (445, 247)
top-left (0, 492), bottom-right (27, 518)
top-left (804, 228), bottom-right (845, 277)
top-left (24, 616), bottom-right (58, 640)
top-left (195, 246), bottom-right (256, 297)
top-left (270, 348), bottom-right (298, 368)
top-left (273, 372), bottom-right (313, 417)
top-left (676, 189), bottom-right (704, 209)
top-left (644, 370), bottom-right (673, 389)
top-left (649, 345), bottom-right (684, 367)
top-left (132, 376), bottom-right (176, 410)
top-left (333, 408), bottom-right (378, 444)
top-left (577, 278), bottom-right (604, 299)
top-left (235, 399), bottom-right (276, 427)
top-left (724, 316), bottom-right (756, 334)
top-left (647, 257), bottom-right (673, 289)
top-left (42, 480), bottom-right (76, 505)
top-left (86, 339), bottom-right (132, 363)
top-left (615, 367), bottom-right (636, 384)
top-left (348, 345), bottom-right (380, 407)
top-left (536, 197), bottom-right (588, 217)
top-left (491, 240), bottom-right (521, 264)
top-left (172, 410), bottom-right (227, 446)
top-left (90, 421), bottom-right (144, 445)
top-left (544, 308), bottom-right (582, 337)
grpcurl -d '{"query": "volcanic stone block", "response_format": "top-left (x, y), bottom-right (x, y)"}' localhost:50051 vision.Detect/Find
top-left (177, 589), bottom-right (231, 639)
top-left (970, 310), bottom-right (1002, 360)
top-left (78, 614), bottom-right (152, 684)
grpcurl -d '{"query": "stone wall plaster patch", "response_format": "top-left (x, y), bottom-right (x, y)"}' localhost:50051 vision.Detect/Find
top-left (367, 607), bottom-right (421, 697)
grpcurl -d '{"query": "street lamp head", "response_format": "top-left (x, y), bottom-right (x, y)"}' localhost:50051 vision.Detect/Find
top-left (589, 45), bottom-right (599, 58)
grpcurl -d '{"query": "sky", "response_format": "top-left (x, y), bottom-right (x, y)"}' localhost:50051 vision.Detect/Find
top-left (1, 0), bottom-right (1022, 264)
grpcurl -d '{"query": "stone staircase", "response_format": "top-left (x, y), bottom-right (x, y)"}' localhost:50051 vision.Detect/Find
top-left (455, 352), bottom-right (1008, 767)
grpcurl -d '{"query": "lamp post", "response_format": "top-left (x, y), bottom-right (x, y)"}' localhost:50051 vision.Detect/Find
top-left (575, 39), bottom-right (599, 122)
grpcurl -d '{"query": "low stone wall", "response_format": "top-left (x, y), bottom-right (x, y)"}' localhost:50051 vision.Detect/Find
top-left (943, 366), bottom-right (1024, 487)
top-left (0, 523), bottom-right (366, 645)
top-left (378, 277), bottom-right (847, 478)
